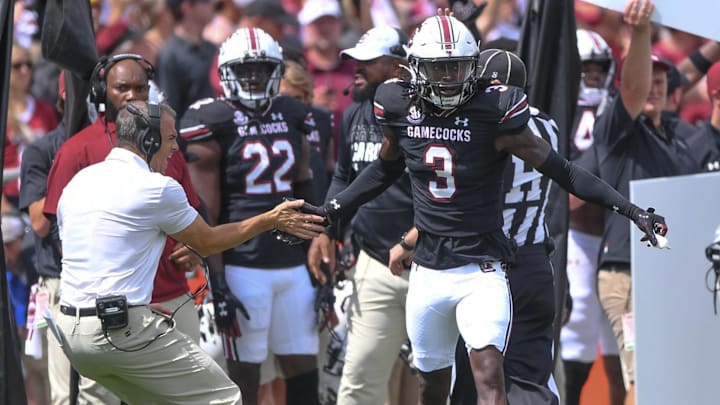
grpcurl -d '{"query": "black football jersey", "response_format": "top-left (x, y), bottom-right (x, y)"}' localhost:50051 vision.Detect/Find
top-left (374, 81), bottom-right (530, 268)
top-left (180, 96), bottom-right (315, 268)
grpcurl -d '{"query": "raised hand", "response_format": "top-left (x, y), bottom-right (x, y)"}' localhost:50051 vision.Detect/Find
top-left (623, 0), bottom-right (655, 27)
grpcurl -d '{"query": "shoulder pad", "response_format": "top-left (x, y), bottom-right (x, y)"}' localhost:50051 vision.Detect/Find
top-left (179, 98), bottom-right (235, 142)
top-left (374, 81), bottom-right (411, 124)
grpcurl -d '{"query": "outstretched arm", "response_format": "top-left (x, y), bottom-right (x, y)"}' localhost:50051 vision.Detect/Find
top-left (497, 128), bottom-right (667, 245)
top-left (323, 127), bottom-right (405, 221)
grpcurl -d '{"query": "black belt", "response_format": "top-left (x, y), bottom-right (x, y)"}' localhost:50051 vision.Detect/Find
top-left (60, 305), bottom-right (97, 317)
top-left (60, 304), bottom-right (142, 317)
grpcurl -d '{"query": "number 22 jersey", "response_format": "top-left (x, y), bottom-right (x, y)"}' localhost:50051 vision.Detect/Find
top-left (180, 96), bottom-right (315, 268)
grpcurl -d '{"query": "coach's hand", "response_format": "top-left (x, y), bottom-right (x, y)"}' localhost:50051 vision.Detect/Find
top-left (271, 199), bottom-right (327, 241)
top-left (209, 272), bottom-right (248, 337)
top-left (168, 241), bottom-right (201, 271)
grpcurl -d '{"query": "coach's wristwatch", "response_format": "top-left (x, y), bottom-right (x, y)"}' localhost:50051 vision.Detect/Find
top-left (399, 232), bottom-right (415, 251)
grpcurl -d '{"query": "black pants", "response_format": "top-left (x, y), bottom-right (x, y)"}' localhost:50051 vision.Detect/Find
top-left (451, 244), bottom-right (556, 404)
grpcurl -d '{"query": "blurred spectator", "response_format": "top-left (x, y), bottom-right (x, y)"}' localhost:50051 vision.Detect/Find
top-left (394, 0), bottom-right (435, 33)
top-left (203, 0), bottom-right (242, 46)
top-left (94, 0), bottom-right (138, 56)
top-left (156, 0), bottom-right (217, 117)
top-left (121, 0), bottom-right (175, 66)
top-left (685, 62), bottom-right (720, 172)
top-left (5, 43), bottom-right (58, 208)
top-left (18, 71), bottom-right (70, 405)
top-left (3, 211), bottom-right (49, 405)
top-left (575, 1), bottom-right (627, 65)
top-left (653, 28), bottom-right (705, 66)
top-left (299, 0), bottom-right (354, 154)
top-left (12, 1), bottom-right (39, 50)
top-left (664, 64), bottom-right (690, 115)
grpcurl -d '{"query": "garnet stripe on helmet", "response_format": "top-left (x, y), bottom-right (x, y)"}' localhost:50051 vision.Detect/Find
top-left (438, 16), bottom-right (453, 51)
top-left (248, 27), bottom-right (258, 53)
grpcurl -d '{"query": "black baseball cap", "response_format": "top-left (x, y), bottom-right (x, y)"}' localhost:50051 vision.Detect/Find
top-left (244, 0), bottom-right (296, 26)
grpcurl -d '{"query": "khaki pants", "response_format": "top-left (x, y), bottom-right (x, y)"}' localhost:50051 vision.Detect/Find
top-left (597, 268), bottom-right (634, 389)
top-left (337, 250), bottom-right (410, 405)
top-left (56, 305), bottom-right (241, 404)
top-left (42, 277), bottom-right (120, 405)
top-left (157, 293), bottom-right (201, 344)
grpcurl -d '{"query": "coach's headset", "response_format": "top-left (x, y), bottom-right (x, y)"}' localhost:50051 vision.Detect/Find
top-left (89, 53), bottom-right (155, 109)
top-left (125, 102), bottom-right (162, 160)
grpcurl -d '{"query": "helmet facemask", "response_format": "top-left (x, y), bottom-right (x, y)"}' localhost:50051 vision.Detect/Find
top-left (411, 56), bottom-right (477, 110)
top-left (220, 59), bottom-right (284, 111)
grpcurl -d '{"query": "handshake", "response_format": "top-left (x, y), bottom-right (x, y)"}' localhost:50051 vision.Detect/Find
top-left (271, 198), bottom-right (335, 246)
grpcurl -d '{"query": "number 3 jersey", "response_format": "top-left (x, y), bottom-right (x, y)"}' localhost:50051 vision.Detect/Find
top-left (180, 96), bottom-right (315, 268)
top-left (373, 81), bottom-right (530, 269)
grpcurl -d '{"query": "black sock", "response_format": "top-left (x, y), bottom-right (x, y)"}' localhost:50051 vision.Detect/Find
top-left (563, 360), bottom-right (593, 405)
top-left (285, 369), bottom-right (319, 405)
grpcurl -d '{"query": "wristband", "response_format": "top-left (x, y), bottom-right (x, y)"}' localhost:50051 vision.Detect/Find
top-left (689, 49), bottom-right (712, 74)
top-left (399, 232), bottom-right (415, 251)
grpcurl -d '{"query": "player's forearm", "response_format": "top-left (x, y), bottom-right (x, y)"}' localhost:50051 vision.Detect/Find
top-left (325, 157), bottom-right (405, 221)
top-left (537, 149), bottom-right (640, 221)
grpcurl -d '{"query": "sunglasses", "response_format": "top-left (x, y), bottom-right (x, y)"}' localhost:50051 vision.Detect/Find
top-left (11, 61), bottom-right (33, 70)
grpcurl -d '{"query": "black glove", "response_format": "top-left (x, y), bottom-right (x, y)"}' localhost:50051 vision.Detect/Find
top-left (314, 266), bottom-right (337, 332)
top-left (631, 207), bottom-right (668, 246)
top-left (209, 272), bottom-right (249, 337)
top-left (272, 200), bottom-right (330, 246)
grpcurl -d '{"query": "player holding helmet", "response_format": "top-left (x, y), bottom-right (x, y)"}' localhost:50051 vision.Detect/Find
top-left (320, 15), bottom-right (668, 404)
top-left (180, 27), bottom-right (320, 405)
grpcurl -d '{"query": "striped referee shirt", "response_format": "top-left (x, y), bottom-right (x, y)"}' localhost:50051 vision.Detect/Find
top-left (502, 107), bottom-right (559, 247)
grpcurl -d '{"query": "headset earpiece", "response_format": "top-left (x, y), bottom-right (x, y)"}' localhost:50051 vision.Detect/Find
top-left (126, 102), bottom-right (162, 159)
top-left (89, 54), bottom-right (156, 109)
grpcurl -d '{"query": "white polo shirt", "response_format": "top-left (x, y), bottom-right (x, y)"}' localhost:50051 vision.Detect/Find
top-left (57, 148), bottom-right (198, 307)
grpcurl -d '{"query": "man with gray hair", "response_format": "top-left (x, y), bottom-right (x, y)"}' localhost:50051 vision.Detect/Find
top-left (53, 100), bottom-right (326, 404)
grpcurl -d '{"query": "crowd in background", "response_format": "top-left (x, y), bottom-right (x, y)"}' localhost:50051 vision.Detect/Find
top-left (4, 0), bottom-right (720, 404)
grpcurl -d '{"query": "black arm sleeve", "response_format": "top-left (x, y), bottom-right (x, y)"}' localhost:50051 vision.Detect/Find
top-left (325, 157), bottom-right (406, 221)
top-left (537, 149), bottom-right (641, 221)
top-left (324, 121), bottom-right (354, 204)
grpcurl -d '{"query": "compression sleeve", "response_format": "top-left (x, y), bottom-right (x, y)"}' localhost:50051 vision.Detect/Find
top-left (537, 149), bottom-right (641, 221)
top-left (324, 157), bottom-right (406, 221)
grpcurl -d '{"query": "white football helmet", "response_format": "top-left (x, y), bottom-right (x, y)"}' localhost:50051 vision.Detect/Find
top-left (576, 29), bottom-right (615, 106)
top-left (218, 27), bottom-right (284, 111)
top-left (408, 15), bottom-right (479, 110)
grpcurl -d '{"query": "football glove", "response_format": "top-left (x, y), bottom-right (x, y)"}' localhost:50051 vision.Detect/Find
top-left (209, 272), bottom-right (249, 337)
top-left (631, 207), bottom-right (668, 247)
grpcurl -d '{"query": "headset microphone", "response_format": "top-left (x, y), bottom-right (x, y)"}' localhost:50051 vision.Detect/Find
top-left (342, 82), bottom-right (354, 96)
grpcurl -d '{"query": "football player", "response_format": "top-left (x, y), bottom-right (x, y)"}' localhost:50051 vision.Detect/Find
top-left (561, 29), bottom-right (625, 405)
top-left (180, 28), bottom-right (320, 405)
top-left (320, 15), bottom-right (667, 404)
